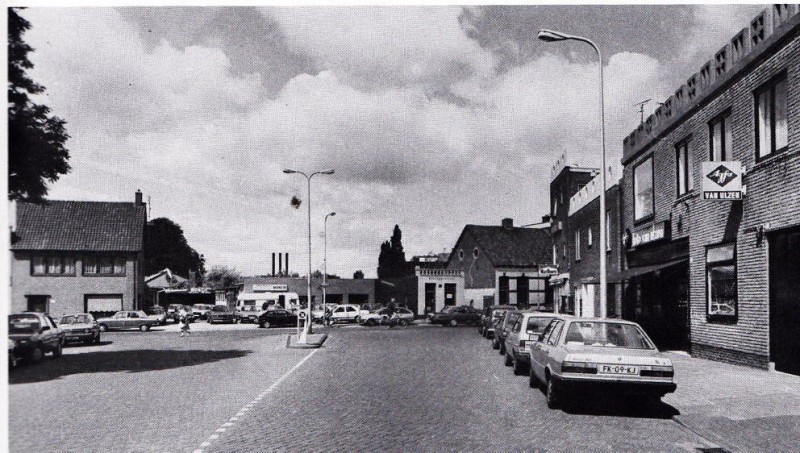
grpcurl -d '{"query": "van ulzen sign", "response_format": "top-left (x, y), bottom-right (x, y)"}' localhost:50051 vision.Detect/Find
top-left (702, 161), bottom-right (743, 200)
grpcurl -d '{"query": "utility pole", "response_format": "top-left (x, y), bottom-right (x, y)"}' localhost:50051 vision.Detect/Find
top-left (635, 99), bottom-right (651, 125)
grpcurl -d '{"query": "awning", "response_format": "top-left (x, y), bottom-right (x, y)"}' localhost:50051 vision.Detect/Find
top-left (549, 273), bottom-right (569, 285)
top-left (619, 258), bottom-right (688, 281)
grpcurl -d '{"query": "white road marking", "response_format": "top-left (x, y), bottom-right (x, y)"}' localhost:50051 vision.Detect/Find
top-left (193, 348), bottom-right (319, 453)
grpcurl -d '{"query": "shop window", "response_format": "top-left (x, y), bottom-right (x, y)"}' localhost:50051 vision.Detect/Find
top-left (755, 74), bottom-right (788, 159)
top-left (574, 230), bottom-right (581, 261)
top-left (31, 255), bottom-right (76, 276)
top-left (706, 242), bottom-right (737, 321)
top-left (587, 225), bottom-right (593, 247)
top-left (676, 140), bottom-right (694, 196)
top-left (633, 156), bottom-right (654, 221)
top-left (83, 255), bottom-right (126, 276)
top-left (709, 111), bottom-right (731, 161)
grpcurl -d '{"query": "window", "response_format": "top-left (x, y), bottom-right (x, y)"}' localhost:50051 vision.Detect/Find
top-left (633, 156), bottom-right (654, 221)
top-left (755, 75), bottom-right (788, 159)
top-left (587, 226), bottom-right (593, 247)
top-left (552, 244), bottom-right (557, 265)
top-left (562, 242), bottom-right (567, 260)
top-left (707, 243), bottom-right (737, 321)
top-left (546, 320), bottom-right (565, 346)
top-left (83, 256), bottom-right (126, 276)
top-left (574, 230), bottom-right (581, 261)
top-left (709, 112), bottom-right (732, 161)
top-left (31, 255), bottom-right (76, 276)
top-left (676, 140), bottom-right (694, 196)
top-left (606, 211), bottom-right (612, 252)
top-left (458, 249), bottom-right (464, 261)
top-left (552, 197), bottom-right (558, 216)
top-left (472, 248), bottom-right (479, 258)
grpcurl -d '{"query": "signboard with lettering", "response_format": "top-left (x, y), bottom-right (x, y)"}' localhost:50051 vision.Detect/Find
top-left (702, 161), bottom-right (742, 200)
top-left (627, 221), bottom-right (670, 249)
top-left (253, 284), bottom-right (288, 292)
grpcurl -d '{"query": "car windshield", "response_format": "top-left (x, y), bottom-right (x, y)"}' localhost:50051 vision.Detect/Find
top-left (563, 321), bottom-right (655, 350)
top-left (441, 306), bottom-right (458, 313)
top-left (59, 314), bottom-right (93, 324)
top-left (9, 315), bottom-right (40, 333)
top-left (491, 310), bottom-right (507, 320)
top-left (145, 308), bottom-right (163, 315)
top-left (212, 306), bottom-right (227, 312)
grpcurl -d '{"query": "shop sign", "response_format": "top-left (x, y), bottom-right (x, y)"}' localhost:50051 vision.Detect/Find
top-left (253, 284), bottom-right (288, 292)
top-left (539, 266), bottom-right (558, 276)
top-left (628, 221), bottom-right (670, 248)
top-left (702, 161), bottom-right (742, 200)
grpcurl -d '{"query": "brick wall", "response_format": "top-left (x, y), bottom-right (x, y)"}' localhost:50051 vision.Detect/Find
top-left (445, 231), bottom-right (496, 289)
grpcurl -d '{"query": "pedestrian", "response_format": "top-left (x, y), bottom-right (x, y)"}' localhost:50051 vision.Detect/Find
top-left (469, 299), bottom-right (474, 308)
top-left (179, 307), bottom-right (191, 337)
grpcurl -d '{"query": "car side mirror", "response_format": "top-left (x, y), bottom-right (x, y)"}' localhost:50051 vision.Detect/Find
top-left (40, 326), bottom-right (50, 332)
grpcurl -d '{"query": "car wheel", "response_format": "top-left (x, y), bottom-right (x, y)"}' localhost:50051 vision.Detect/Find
top-left (94, 334), bottom-right (101, 345)
top-left (512, 355), bottom-right (526, 376)
top-left (504, 352), bottom-right (513, 367)
top-left (262, 321), bottom-right (270, 328)
top-left (529, 368), bottom-right (540, 389)
top-left (84, 337), bottom-right (94, 346)
top-left (449, 319), bottom-right (458, 327)
top-left (52, 342), bottom-right (63, 358)
top-left (139, 324), bottom-right (150, 332)
top-left (98, 324), bottom-right (108, 332)
top-left (499, 342), bottom-right (506, 355)
top-left (29, 346), bottom-right (44, 363)
top-left (492, 338), bottom-right (500, 350)
top-left (365, 319), bottom-right (376, 327)
top-left (546, 377), bottom-right (561, 409)
top-left (399, 319), bottom-right (409, 327)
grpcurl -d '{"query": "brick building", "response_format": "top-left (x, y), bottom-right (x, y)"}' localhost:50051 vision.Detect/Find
top-left (621, 5), bottom-right (800, 373)
top-left (10, 192), bottom-right (148, 318)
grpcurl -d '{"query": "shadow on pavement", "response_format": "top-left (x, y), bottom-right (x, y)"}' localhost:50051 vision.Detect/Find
top-left (557, 393), bottom-right (680, 419)
top-left (9, 349), bottom-right (252, 385)
top-left (65, 340), bottom-right (114, 348)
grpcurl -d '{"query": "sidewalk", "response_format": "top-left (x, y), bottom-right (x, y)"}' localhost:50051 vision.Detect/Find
top-left (663, 352), bottom-right (800, 451)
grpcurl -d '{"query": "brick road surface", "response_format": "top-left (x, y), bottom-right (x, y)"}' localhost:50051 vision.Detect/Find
top-left (206, 327), bottom-right (717, 452)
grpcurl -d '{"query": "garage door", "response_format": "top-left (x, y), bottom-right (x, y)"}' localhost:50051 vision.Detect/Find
top-left (86, 295), bottom-right (123, 313)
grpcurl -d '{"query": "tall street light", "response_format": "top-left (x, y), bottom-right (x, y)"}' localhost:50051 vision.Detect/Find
top-left (283, 168), bottom-right (335, 341)
top-left (323, 212), bottom-right (336, 326)
top-left (538, 29), bottom-right (608, 318)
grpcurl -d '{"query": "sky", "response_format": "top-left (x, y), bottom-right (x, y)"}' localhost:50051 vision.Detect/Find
top-left (15, 4), bottom-right (766, 278)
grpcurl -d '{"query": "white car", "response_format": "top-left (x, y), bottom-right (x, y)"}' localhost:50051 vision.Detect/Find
top-left (327, 304), bottom-right (369, 324)
top-left (359, 307), bottom-right (415, 326)
top-left (503, 312), bottom-right (564, 376)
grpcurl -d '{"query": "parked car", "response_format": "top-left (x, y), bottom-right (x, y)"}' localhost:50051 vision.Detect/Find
top-left (503, 312), bottom-right (562, 375)
top-left (492, 309), bottom-right (523, 353)
top-left (58, 313), bottom-right (101, 345)
top-left (167, 304), bottom-right (183, 323)
top-left (326, 304), bottom-right (368, 324)
top-left (258, 309), bottom-right (298, 328)
top-left (312, 303), bottom-right (339, 323)
top-left (529, 318), bottom-right (677, 409)
top-left (96, 311), bottom-right (161, 332)
top-left (144, 306), bottom-right (168, 325)
top-left (207, 305), bottom-right (238, 324)
top-left (8, 339), bottom-right (18, 369)
top-left (359, 307), bottom-right (415, 326)
top-left (428, 305), bottom-right (482, 326)
top-left (479, 305), bottom-right (515, 338)
top-left (8, 312), bottom-right (64, 363)
top-left (192, 304), bottom-right (214, 320)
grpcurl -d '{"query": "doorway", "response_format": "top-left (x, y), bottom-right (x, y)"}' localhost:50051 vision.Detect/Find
top-left (444, 283), bottom-right (456, 306)
top-left (769, 227), bottom-right (800, 375)
top-left (424, 283), bottom-right (436, 314)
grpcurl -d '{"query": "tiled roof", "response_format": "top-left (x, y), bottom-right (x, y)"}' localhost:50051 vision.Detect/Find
top-left (459, 225), bottom-right (552, 268)
top-left (11, 201), bottom-right (146, 252)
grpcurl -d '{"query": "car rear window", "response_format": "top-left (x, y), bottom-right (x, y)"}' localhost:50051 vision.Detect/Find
top-left (564, 321), bottom-right (655, 349)
top-left (525, 317), bottom-right (551, 334)
top-left (9, 315), bottom-right (40, 333)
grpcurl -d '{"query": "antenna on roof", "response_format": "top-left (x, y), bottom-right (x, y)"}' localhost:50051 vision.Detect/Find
top-left (634, 99), bottom-right (651, 125)
top-left (147, 196), bottom-right (151, 219)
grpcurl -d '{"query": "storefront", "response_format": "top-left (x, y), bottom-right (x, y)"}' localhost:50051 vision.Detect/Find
top-left (768, 227), bottom-right (800, 375)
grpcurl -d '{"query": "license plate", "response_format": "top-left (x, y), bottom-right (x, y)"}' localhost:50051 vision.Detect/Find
top-left (599, 364), bottom-right (639, 375)
top-left (66, 336), bottom-right (80, 341)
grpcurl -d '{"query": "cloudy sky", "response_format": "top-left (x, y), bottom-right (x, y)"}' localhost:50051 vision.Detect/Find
top-left (18, 4), bottom-right (765, 278)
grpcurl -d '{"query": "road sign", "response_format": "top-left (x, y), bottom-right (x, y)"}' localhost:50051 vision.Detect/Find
top-left (702, 161), bottom-right (742, 200)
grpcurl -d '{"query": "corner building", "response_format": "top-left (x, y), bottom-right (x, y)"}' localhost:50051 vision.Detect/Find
top-left (621, 5), bottom-right (800, 374)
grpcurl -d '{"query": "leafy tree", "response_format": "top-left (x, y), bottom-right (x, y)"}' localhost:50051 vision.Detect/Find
top-left (377, 225), bottom-right (411, 278)
top-left (144, 217), bottom-right (205, 280)
top-left (310, 270), bottom-right (340, 279)
top-left (204, 265), bottom-right (243, 290)
top-left (353, 270), bottom-right (364, 279)
top-left (8, 8), bottom-right (71, 203)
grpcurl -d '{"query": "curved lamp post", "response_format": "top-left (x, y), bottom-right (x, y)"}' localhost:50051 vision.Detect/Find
top-left (283, 168), bottom-right (334, 340)
top-left (323, 212), bottom-right (336, 325)
top-left (538, 29), bottom-right (607, 318)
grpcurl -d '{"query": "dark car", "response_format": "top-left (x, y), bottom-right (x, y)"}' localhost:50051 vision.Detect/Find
top-left (479, 305), bottom-right (515, 338)
top-left (428, 305), bottom-right (482, 326)
top-left (207, 305), bottom-right (238, 324)
top-left (492, 309), bottom-right (523, 354)
top-left (258, 309), bottom-right (298, 328)
top-left (9, 312), bottom-right (65, 363)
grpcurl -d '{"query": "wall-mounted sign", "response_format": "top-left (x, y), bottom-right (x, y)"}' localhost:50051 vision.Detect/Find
top-left (702, 161), bottom-right (742, 200)
top-left (627, 221), bottom-right (670, 249)
top-left (539, 266), bottom-right (559, 276)
top-left (253, 284), bottom-right (288, 292)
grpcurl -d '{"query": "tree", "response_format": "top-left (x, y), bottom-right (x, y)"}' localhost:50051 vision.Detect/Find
top-left (204, 265), bottom-right (243, 290)
top-left (377, 225), bottom-right (411, 278)
top-left (144, 217), bottom-right (206, 281)
top-left (353, 270), bottom-right (364, 279)
top-left (310, 270), bottom-right (340, 279)
top-left (8, 8), bottom-right (71, 203)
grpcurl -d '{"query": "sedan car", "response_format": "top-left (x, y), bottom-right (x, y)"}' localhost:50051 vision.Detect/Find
top-left (207, 305), bottom-right (238, 324)
top-left (503, 312), bottom-right (562, 375)
top-left (8, 312), bottom-right (64, 363)
top-left (58, 313), bottom-right (101, 345)
top-left (258, 309), bottom-right (298, 328)
top-left (428, 305), bottom-right (481, 326)
top-left (96, 311), bottom-right (161, 332)
top-left (144, 306), bottom-right (168, 325)
top-left (529, 318), bottom-right (677, 409)
top-left (359, 307), bottom-right (415, 326)
top-left (479, 305), bottom-right (515, 339)
top-left (492, 309), bottom-right (522, 353)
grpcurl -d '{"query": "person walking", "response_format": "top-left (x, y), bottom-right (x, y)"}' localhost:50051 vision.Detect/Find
top-left (179, 306), bottom-right (191, 337)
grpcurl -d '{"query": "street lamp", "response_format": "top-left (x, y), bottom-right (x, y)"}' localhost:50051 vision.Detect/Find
top-left (323, 212), bottom-right (336, 326)
top-left (283, 168), bottom-right (335, 341)
top-left (538, 29), bottom-right (608, 318)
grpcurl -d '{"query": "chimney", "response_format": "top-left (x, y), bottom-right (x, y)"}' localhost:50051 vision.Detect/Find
top-left (502, 218), bottom-right (514, 229)
top-left (135, 190), bottom-right (143, 206)
top-left (272, 253), bottom-right (276, 277)
top-left (278, 253), bottom-right (283, 276)
top-left (285, 253), bottom-right (289, 275)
